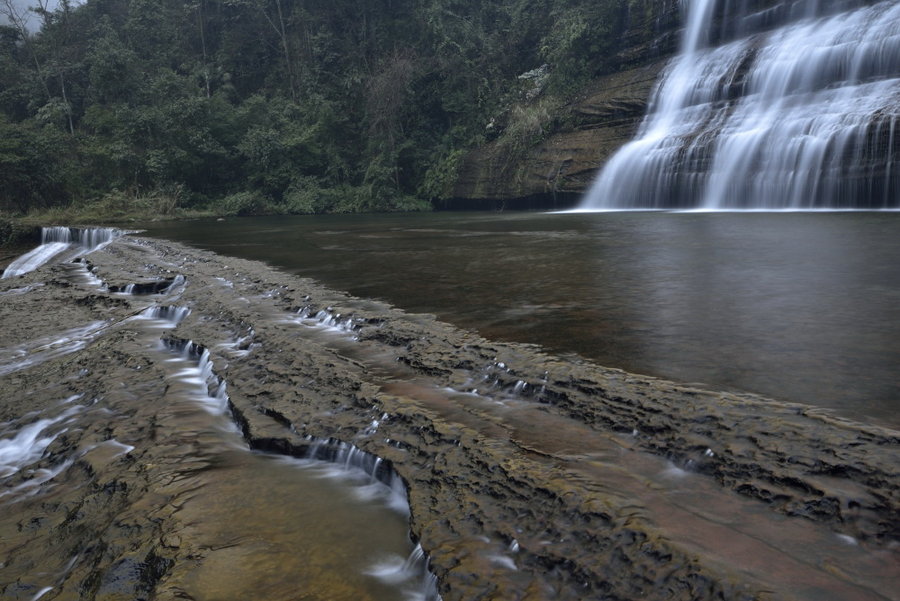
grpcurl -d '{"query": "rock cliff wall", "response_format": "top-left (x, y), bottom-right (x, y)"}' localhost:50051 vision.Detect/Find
top-left (448, 61), bottom-right (666, 209)
top-left (447, 0), bottom-right (681, 209)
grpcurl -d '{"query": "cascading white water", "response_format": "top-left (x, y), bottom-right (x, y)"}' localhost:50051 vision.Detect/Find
top-left (164, 335), bottom-right (441, 601)
top-left (579, 0), bottom-right (900, 210)
top-left (2, 227), bottom-right (123, 278)
top-left (140, 305), bottom-right (191, 324)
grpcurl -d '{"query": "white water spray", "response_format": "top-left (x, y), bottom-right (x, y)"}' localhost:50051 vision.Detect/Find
top-left (580, 0), bottom-right (900, 210)
top-left (2, 227), bottom-right (123, 278)
top-left (0, 400), bottom-right (85, 501)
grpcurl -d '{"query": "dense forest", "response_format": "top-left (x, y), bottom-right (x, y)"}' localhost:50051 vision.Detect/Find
top-left (0, 0), bottom-right (653, 217)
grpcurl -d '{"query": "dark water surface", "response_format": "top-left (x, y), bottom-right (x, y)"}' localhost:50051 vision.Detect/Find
top-left (139, 211), bottom-right (900, 430)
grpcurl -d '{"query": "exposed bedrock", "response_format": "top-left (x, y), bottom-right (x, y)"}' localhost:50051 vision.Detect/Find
top-left (1, 236), bottom-right (897, 600)
top-left (448, 61), bottom-right (666, 209)
top-left (447, 0), bottom-right (680, 208)
top-left (447, 0), bottom-right (900, 209)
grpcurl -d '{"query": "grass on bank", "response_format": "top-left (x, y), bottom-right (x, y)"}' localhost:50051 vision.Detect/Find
top-left (3, 184), bottom-right (433, 230)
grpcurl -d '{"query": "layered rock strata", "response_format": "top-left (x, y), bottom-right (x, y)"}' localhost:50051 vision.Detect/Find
top-left (0, 236), bottom-right (897, 600)
top-left (448, 62), bottom-right (666, 209)
top-left (448, 0), bottom-right (681, 208)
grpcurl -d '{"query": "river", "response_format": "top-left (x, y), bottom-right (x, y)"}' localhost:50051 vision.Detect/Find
top-left (138, 210), bottom-right (900, 430)
top-left (2, 220), bottom-right (897, 600)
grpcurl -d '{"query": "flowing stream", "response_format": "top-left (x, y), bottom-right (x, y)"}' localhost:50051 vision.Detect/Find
top-left (580, 0), bottom-right (900, 209)
top-left (0, 237), bottom-right (436, 601)
top-left (1, 227), bottom-right (123, 279)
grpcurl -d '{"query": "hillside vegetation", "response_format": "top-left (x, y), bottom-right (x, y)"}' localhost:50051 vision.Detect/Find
top-left (0, 0), bottom-right (665, 217)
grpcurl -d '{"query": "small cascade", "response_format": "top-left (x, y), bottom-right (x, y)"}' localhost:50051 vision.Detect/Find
top-left (111, 274), bottom-right (185, 296)
top-left (163, 274), bottom-right (186, 294)
top-left (304, 436), bottom-right (407, 504)
top-left (361, 413), bottom-right (388, 437)
top-left (0, 403), bottom-right (81, 480)
top-left (161, 336), bottom-right (441, 600)
top-left (0, 399), bottom-right (85, 502)
top-left (68, 259), bottom-right (107, 290)
top-left (366, 543), bottom-right (442, 601)
top-left (43, 227), bottom-right (121, 249)
top-left (301, 436), bottom-right (441, 600)
top-left (456, 360), bottom-right (543, 403)
top-left (0, 283), bottom-right (44, 297)
top-left (580, 0), bottom-right (900, 210)
top-left (2, 227), bottom-right (124, 279)
top-left (140, 305), bottom-right (191, 325)
top-left (294, 305), bottom-right (359, 334)
top-left (163, 339), bottom-right (231, 416)
top-left (0, 321), bottom-right (109, 377)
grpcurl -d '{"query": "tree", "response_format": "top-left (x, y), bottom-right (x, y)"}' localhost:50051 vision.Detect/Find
top-left (33, 0), bottom-right (77, 133)
top-left (0, 0), bottom-right (645, 214)
top-left (0, 1), bottom-right (53, 111)
top-left (225, 0), bottom-right (298, 100)
top-left (0, 115), bottom-right (69, 212)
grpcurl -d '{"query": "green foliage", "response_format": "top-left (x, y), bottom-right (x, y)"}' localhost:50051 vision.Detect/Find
top-left (74, 185), bottom-right (186, 219)
top-left (0, 217), bottom-right (39, 247)
top-left (0, 116), bottom-right (71, 213)
top-left (281, 181), bottom-right (370, 214)
top-left (420, 149), bottom-right (466, 202)
top-left (0, 0), bottom-right (637, 217)
top-left (219, 190), bottom-right (273, 216)
top-left (87, 18), bottom-right (138, 104)
top-left (282, 177), bottom-right (331, 214)
top-left (540, 2), bottom-right (624, 92)
top-left (503, 100), bottom-right (558, 150)
top-left (493, 97), bottom-right (561, 176)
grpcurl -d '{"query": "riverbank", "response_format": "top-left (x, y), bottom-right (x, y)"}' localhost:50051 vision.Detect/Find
top-left (1, 233), bottom-right (897, 600)
top-left (1, 199), bottom-right (227, 231)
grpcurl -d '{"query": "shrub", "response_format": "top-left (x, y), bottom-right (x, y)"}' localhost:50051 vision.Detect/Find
top-left (219, 191), bottom-right (272, 216)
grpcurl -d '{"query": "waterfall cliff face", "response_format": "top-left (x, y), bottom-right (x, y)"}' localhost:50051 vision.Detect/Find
top-left (580, 0), bottom-right (900, 210)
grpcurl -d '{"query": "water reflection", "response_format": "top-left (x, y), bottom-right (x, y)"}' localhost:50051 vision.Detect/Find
top-left (139, 212), bottom-right (900, 429)
top-left (612, 214), bottom-right (900, 426)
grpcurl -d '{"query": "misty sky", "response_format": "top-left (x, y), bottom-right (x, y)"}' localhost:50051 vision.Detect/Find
top-left (2, 0), bottom-right (80, 32)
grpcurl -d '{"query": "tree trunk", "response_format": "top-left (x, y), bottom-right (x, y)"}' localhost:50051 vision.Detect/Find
top-left (58, 72), bottom-right (75, 135)
top-left (1, 0), bottom-right (53, 103)
top-left (273, 0), bottom-right (297, 101)
top-left (198, 0), bottom-right (211, 98)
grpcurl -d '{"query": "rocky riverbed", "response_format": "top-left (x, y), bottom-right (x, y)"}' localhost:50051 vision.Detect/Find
top-left (1, 232), bottom-right (897, 601)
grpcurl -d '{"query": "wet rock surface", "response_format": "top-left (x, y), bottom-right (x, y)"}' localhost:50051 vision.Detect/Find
top-left (1, 235), bottom-right (898, 600)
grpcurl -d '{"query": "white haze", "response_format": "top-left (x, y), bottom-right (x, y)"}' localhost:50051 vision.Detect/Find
top-left (1, 0), bottom-right (84, 33)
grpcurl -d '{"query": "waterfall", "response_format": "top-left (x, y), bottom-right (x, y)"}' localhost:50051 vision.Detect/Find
top-left (2, 227), bottom-right (123, 279)
top-left (579, 0), bottom-right (900, 210)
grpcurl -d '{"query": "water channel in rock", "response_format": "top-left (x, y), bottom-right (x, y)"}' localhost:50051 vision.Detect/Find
top-left (1, 224), bottom-right (897, 599)
top-left (0, 255), bottom-right (434, 601)
top-left (138, 210), bottom-right (900, 430)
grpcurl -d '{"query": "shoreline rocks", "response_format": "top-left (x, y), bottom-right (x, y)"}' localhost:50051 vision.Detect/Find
top-left (1, 235), bottom-right (897, 600)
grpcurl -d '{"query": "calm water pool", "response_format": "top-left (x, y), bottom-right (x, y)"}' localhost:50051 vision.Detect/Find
top-left (139, 211), bottom-right (900, 429)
